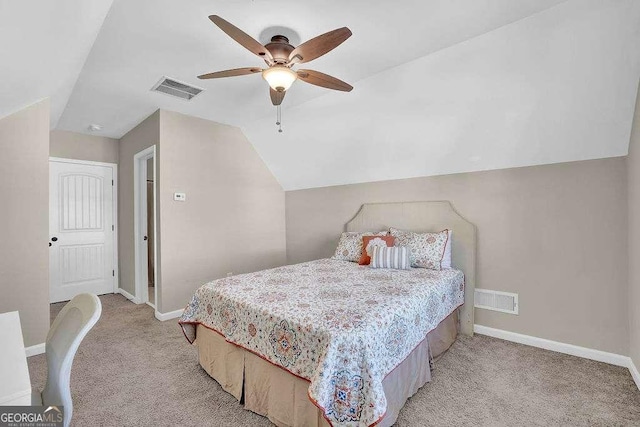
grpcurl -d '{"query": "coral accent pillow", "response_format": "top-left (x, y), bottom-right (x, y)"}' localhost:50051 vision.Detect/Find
top-left (359, 235), bottom-right (396, 265)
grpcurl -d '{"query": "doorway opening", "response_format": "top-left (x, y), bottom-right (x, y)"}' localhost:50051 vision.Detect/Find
top-left (134, 146), bottom-right (157, 310)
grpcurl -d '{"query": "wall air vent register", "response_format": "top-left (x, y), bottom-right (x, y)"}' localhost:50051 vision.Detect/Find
top-left (474, 289), bottom-right (519, 315)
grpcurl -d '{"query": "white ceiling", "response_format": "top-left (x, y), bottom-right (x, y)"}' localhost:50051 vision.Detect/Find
top-left (3, 0), bottom-right (640, 191)
top-left (244, 0), bottom-right (640, 189)
top-left (0, 0), bottom-right (114, 126)
top-left (54, 0), bottom-right (566, 137)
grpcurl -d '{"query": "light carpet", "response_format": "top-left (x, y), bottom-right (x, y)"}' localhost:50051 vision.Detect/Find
top-left (28, 294), bottom-right (640, 426)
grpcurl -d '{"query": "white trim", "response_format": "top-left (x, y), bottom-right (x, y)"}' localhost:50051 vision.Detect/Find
top-left (154, 309), bottom-right (183, 322)
top-left (133, 146), bottom-right (157, 308)
top-left (117, 288), bottom-right (140, 304)
top-left (151, 154), bottom-right (158, 309)
top-left (48, 157), bottom-right (119, 294)
top-left (25, 343), bottom-right (45, 357)
top-left (112, 165), bottom-right (119, 292)
top-left (630, 358), bottom-right (640, 391)
top-left (49, 157), bottom-right (117, 168)
top-left (474, 325), bottom-right (640, 391)
top-left (145, 301), bottom-right (156, 310)
top-left (474, 325), bottom-right (629, 367)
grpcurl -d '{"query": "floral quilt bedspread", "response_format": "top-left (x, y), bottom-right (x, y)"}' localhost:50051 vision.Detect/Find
top-left (179, 259), bottom-right (464, 427)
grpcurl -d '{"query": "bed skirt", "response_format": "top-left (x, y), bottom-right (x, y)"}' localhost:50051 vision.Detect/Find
top-left (195, 310), bottom-right (459, 427)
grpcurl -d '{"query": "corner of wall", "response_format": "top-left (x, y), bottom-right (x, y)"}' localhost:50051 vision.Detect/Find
top-left (627, 78), bottom-right (640, 370)
top-left (237, 126), bottom-right (287, 192)
top-left (117, 111), bottom-right (161, 304)
top-left (157, 111), bottom-right (286, 313)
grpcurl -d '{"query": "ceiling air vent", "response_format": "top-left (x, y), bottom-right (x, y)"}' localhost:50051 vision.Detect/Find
top-left (474, 289), bottom-right (519, 315)
top-left (151, 77), bottom-right (204, 101)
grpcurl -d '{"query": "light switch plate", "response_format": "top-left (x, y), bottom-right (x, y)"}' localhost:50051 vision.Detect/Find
top-left (173, 192), bottom-right (186, 201)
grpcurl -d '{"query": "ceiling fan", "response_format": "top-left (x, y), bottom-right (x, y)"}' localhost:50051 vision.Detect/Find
top-left (198, 15), bottom-right (353, 107)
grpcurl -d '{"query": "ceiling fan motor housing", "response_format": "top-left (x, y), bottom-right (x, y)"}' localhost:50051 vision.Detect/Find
top-left (265, 35), bottom-right (294, 64)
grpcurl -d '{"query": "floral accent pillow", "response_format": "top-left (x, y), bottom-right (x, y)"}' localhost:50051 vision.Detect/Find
top-left (358, 235), bottom-right (396, 265)
top-left (332, 231), bottom-right (388, 263)
top-left (389, 227), bottom-right (450, 270)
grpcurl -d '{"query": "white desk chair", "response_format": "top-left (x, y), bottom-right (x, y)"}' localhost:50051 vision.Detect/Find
top-left (32, 294), bottom-right (102, 427)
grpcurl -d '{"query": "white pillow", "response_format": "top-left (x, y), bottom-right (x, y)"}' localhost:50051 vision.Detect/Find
top-left (442, 230), bottom-right (452, 269)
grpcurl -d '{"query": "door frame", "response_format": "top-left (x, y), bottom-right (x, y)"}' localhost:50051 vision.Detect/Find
top-left (133, 146), bottom-right (157, 308)
top-left (49, 157), bottom-right (119, 294)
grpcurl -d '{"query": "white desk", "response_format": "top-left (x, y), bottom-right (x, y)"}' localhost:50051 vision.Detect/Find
top-left (0, 311), bottom-right (32, 405)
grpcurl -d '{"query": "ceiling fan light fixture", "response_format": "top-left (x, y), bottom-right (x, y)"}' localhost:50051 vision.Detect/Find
top-left (262, 66), bottom-right (297, 92)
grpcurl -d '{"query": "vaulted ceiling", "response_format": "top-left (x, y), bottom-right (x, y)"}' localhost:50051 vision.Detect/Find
top-left (3, 0), bottom-right (640, 190)
top-left (0, 0), bottom-right (114, 126)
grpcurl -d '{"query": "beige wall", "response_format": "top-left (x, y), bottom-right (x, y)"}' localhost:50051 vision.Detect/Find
top-left (286, 158), bottom-right (628, 355)
top-left (118, 111), bottom-right (160, 297)
top-left (0, 100), bottom-right (51, 346)
top-left (627, 82), bottom-right (640, 369)
top-left (158, 110), bottom-right (286, 313)
top-left (50, 129), bottom-right (119, 164)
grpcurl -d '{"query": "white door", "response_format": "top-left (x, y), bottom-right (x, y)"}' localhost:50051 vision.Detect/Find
top-left (49, 161), bottom-right (115, 303)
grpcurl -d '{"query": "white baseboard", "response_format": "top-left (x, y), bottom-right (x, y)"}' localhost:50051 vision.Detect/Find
top-left (155, 309), bottom-right (183, 321)
top-left (474, 325), bottom-right (640, 391)
top-left (474, 325), bottom-right (629, 367)
top-left (25, 343), bottom-right (45, 357)
top-left (119, 288), bottom-right (180, 320)
top-left (117, 288), bottom-right (141, 304)
top-left (630, 358), bottom-right (640, 391)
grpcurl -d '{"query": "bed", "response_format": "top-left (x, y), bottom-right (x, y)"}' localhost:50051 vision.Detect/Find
top-left (179, 201), bottom-right (476, 427)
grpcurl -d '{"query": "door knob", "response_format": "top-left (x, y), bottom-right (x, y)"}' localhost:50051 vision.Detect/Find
top-left (143, 236), bottom-right (148, 241)
top-left (51, 237), bottom-right (58, 242)
top-left (49, 242), bottom-right (52, 247)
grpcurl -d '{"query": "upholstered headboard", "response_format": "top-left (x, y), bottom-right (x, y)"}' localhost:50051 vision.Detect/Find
top-left (346, 201), bottom-right (476, 336)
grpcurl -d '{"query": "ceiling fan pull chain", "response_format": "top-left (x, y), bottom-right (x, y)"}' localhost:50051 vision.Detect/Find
top-left (276, 105), bottom-right (283, 133)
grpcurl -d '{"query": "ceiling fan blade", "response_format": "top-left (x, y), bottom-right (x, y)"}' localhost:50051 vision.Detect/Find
top-left (297, 69), bottom-right (353, 92)
top-left (270, 88), bottom-right (286, 106)
top-left (209, 15), bottom-right (273, 63)
top-left (288, 27), bottom-right (352, 65)
top-left (198, 67), bottom-right (263, 79)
